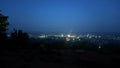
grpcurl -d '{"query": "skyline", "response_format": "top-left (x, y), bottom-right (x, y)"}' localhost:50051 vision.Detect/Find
top-left (0, 0), bottom-right (120, 33)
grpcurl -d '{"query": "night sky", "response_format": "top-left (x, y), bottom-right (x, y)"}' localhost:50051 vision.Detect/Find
top-left (0, 0), bottom-right (120, 33)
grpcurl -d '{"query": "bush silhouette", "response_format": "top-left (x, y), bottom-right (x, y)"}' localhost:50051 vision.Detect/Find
top-left (11, 29), bottom-right (29, 46)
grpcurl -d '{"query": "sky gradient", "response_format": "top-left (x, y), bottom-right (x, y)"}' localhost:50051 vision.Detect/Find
top-left (0, 0), bottom-right (120, 33)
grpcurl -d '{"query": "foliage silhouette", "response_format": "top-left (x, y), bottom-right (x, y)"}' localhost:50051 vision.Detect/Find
top-left (11, 29), bottom-right (29, 48)
top-left (0, 13), bottom-right (9, 45)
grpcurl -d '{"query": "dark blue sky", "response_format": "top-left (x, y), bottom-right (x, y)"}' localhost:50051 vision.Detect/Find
top-left (0, 0), bottom-right (120, 33)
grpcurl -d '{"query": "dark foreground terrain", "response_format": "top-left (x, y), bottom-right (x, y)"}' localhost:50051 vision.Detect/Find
top-left (1, 41), bottom-right (120, 68)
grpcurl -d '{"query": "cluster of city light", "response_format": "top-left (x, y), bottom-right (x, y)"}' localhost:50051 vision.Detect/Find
top-left (86, 34), bottom-right (101, 39)
top-left (38, 35), bottom-right (47, 38)
top-left (66, 34), bottom-right (76, 38)
top-left (28, 33), bottom-right (120, 43)
top-left (37, 34), bottom-right (81, 41)
top-left (65, 34), bottom-right (81, 41)
top-left (37, 34), bottom-right (102, 40)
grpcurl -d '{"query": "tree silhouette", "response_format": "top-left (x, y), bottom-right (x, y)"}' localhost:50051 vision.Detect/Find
top-left (11, 29), bottom-right (29, 46)
top-left (0, 13), bottom-right (9, 44)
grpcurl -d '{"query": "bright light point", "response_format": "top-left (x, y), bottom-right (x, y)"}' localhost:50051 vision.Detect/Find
top-left (61, 34), bottom-right (64, 37)
top-left (67, 34), bottom-right (71, 37)
top-left (87, 34), bottom-right (89, 37)
top-left (98, 46), bottom-right (101, 49)
top-left (89, 36), bottom-right (92, 39)
top-left (98, 36), bottom-right (101, 38)
top-left (7, 34), bottom-right (10, 37)
top-left (77, 36), bottom-right (80, 39)
top-left (38, 35), bottom-right (46, 38)
top-left (66, 38), bottom-right (70, 41)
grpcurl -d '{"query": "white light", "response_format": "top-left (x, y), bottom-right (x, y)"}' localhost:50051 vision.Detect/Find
top-left (98, 36), bottom-right (101, 38)
top-left (87, 34), bottom-right (89, 37)
top-left (77, 36), bottom-right (80, 39)
top-left (61, 34), bottom-right (64, 37)
top-left (66, 38), bottom-right (70, 41)
top-left (89, 36), bottom-right (92, 39)
top-left (38, 35), bottom-right (46, 38)
top-left (7, 34), bottom-right (10, 37)
top-left (98, 46), bottom-right (101, 49)
top-left (67, 34), bottom-right (71, 37)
